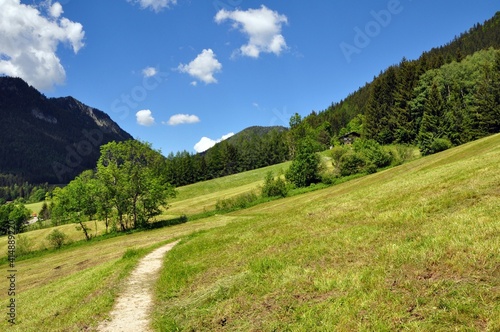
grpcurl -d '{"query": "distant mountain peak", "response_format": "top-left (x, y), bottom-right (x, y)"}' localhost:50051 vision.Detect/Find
top-left (0, 76), bottom-right (133, 184)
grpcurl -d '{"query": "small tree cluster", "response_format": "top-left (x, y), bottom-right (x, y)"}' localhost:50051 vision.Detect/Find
top-left (0, 202), bottom-right (31, 235)
top-left (286, 139), bottom-right (322, 188)
top-left (261, 171), bottom-right (288, 198)
top-left (51, 140), bottom-right (176, 238)
top-left (332, 139), bottom-right (393, 176)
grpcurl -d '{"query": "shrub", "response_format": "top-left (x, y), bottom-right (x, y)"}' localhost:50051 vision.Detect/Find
top-left (286, 140), bottom-right (322, 188)
top-left (16, 234), bottom-right (34, 256)
top-left (215, 192), bottom-right (259, 212)
top-left (262, 171), bottom-right (289, 198)
top-left (46, 229), bottom-right (68, 249)
top-left (353, 139), bottom-right (392, 168)
top-left (430, 138), bottom-right (452, 154)
top-left (331, 146), bottom-right (349, 169)
top-left (387, 144), bottom-right (417, 166)
top-left (339, 151), bottom-right (366, 176)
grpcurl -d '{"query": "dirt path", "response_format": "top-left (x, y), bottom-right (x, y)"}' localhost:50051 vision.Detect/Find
top-left (98, 240), bottom-right (180, 332)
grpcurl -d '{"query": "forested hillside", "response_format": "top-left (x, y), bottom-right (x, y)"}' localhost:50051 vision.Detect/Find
top-left (0, 77), bottom-right (132, 198)
top-left (296, 11), bottom-right (500, 150)
top-left (164, 126), bottom-right (289, 187)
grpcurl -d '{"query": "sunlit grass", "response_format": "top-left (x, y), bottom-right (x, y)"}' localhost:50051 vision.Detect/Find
top-left (0, 215), bottom-right (242, 331)
top-left (153, 134), bottom-right (500, 331)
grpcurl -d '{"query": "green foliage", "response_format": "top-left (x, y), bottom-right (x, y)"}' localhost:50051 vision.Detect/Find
top-left (430, 138), bottom-right (453, 154)
top-left (338, 151), bottom-right (367, 176)
top-left (46, 229), bottom-right (68, 249)
top-left (0, 202), bottom-right (31, 235)
top-left (96, 140), bottom-right (176, 231)
top-left (261, 171), bottom-right (289, 198)
top-left (286, 140), bottom-right (322, 188)
top-left (385, 145), bottom-right (418, 166)
top-left (16, 234), bottom-right (34, 256)
top-left (39, 201), bottom-right (51, 220)
top-left (215, 192), bottom-right (259, 212)
top-left (353, 139), bottom-right (392, 168)
top-left (165, 127), bottom-right (289, 187)
top-left (333, 140), bottom-right (395, 176)
top-left (50, 140), bottom-right (176, 235)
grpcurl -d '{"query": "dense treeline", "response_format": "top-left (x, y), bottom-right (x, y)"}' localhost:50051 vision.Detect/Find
top-left (294, 11), bottom-right (500, 150)
top-left (164, 127), bottom-right (289, 187)
top-left (0, 174), bottom-right (50, 203)
top-left (365, 48), bottom-right (500, 153)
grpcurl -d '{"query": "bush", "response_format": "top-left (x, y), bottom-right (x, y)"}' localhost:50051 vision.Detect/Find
top-left (216, 192), bottom-right (259, 212)
top-left (338, 151), bottom-right (366, 176)
top-left (46, 229), bottom-right (67, 249)
top-left (331, 146), bottom-right (349, 169)
top-left (262, 171), bottom-right (289, 198)
top-left (286, 140), bottom-right (322, 188)
top-left (353, 139), bottom-right (392, 168)
top-left (430, 138), bottom-right (452, 154)
top-left (386, 145), bottom-right (417, 166)
top-left (16, 234), bottom-right (34, 256)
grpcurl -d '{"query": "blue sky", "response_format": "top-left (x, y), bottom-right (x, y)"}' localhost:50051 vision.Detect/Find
top-left (2, 0), bottom-right (498, 155)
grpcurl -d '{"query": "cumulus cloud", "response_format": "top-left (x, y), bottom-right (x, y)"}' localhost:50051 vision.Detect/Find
top-left (194, 132), bottom-right (235, 153)
top-left (166, 114), bottom-right (200, 126)
top-left (127, 0), bottom-right (176, 12)
top-left (0, 0), bottom-right (85, 90)
top-left (215, 5), bottom-right (288, 58)
top-left (49, 2), bottom-right (63, 18)
top-left (136, 109), bottom-right (155, 126)
top-left (142, 66), bottom-right (157, 77)
top-left (178, 49), bottom-right (222, 85)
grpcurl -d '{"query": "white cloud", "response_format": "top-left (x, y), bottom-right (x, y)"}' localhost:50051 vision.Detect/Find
top-left (49, 2), bottom-right (63, 18)
top-left (215, 5), bottom-right (288, 58)
top-left (127, 0), bottom-right (176, 13)
top-left (0, 0), bottom-right (85, 91)
top-left (194, 132), bottom-right (235, 153)
top-left (166, 114), bottom-right (200, 126)
top-left (142, 66), bottom-right (157, 77)
top-left (136, 109), bottom-right (155, 126)
top-left (178, 49), bottom-right (222, 85)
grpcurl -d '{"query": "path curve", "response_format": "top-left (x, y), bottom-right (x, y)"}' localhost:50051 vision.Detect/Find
top-left (98, 240), bottom-right (180, 332)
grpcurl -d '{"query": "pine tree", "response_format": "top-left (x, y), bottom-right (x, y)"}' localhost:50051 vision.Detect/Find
top-left (474, 52), bottom-right (500, 135)
top-left (418, 82), bottom-right (445, 155)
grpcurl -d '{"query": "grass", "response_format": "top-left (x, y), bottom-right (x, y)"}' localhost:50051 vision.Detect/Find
top-left (25, 201), bottom-right (45, 215)
top-left (165, 162), bottom-right (290, 216)
top-left (1, 136), bottom-right (498, 331)
top-left (0, 215), bottom-right (243, 331)
top-left (152, 134), bottom-right (500, 331)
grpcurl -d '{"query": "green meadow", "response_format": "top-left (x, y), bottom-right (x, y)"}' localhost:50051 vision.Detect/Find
top-left (1, 134), bottom-right (499, 331)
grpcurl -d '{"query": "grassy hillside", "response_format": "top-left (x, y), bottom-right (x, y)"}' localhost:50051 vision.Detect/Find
top-left (165, 162), bottom-right (291, 217)
top-left (153, 134), bottom-right (500, 331)
top-left (0, 215), bottom-right (241, 331)
top-left (0, 134), bottom-right (498, 331)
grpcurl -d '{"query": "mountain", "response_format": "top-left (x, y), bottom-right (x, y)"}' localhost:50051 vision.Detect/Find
top-left (165, 126), bottom-right (289, 187)
top-left (0, 77), bottom-right (133, 184)
top-left (225, 126), bottom-right (288, 145)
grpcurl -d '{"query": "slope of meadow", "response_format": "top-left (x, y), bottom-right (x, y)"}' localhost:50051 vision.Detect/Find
top-left (153, 134), bottom-right (500, 331)
top-left (0, 134), bottom-right (498, 331)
